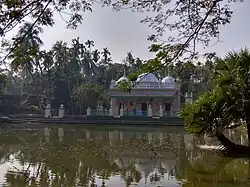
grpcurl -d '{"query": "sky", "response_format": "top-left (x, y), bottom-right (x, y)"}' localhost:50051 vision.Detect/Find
top-left (9, 1), bottom-right (250, 63)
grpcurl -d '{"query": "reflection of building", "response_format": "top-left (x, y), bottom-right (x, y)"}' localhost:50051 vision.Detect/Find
top-left (135, 158), bottom-right (158, 177)
top-left (44, 127), bottom-right (50, 142)
top-left (109, 73), bottom-right (181, 117)
top-left (184, 134), bottom-right (194, 151)
top-left (58, 128), bottom-right (64, 142)
top-left (113, 156), bottom-right (177, 178)
top-left (81, 130), bottom-right (181, 145)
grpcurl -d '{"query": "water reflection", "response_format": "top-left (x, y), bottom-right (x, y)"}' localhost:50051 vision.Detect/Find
top-left (0, 126), bottom-right (249, 186)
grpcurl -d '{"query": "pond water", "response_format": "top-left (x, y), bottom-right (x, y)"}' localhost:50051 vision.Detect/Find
top-left (0, 125), bottom-right (250, 187)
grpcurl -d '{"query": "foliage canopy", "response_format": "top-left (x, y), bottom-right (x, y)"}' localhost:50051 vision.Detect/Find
top-left (180, 49), bottom-right (250, 141)
top-left (0, 0), bottom-right (245, 61)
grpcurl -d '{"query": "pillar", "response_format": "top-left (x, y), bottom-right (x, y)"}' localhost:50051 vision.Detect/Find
top-left (190, 92), bottom-right (193, 104)
top-left (58, 104), bottom-right (65, 118)
top-left (120, 131), bottom-right (123, 142)
top-left (86, 130), bottom-right (90, 140)
top-left (159, 132), bottom-right (163, 145)
top-left (185, 92), bottom-right (193, 104)
top-left (109, 131), bottom-right (113, 146)
top-left (110, 97), bottom-right (117, 116)
top-left (45, 104), bottom-right (51, 118)
top-left (120, 105), bottom-right (124, 116)
top-left (170, 109), bottom-right (173, 117)
top-left (96, 104), bottom-right (100, 115)
top-left (96, 104), bottom-right (103, 115)
top-left (159, 103), bottom-right (163, 117)
top-left (109, 104), bottom-right (113, 116)
top-left (44, 127), bottom-right (50, 142)
top-left (185, 92), bottom-right (189, 104)
top-left (58, 128), bottom-right (64, 143)
top-left (105, 109), bottom-right (108, 116)
top-left (87, 107), bottom-right (91, 116)
top-left (148, 132), bottom-right (152, 144)
top-left (148, 104), bottom-right (152, 117)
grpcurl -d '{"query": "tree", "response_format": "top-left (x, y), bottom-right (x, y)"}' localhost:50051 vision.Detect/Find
top-left (9, 22), bottom-right (43, 72)
top-left (3, 18), bottom-right (217, 115)
top-left (0, 0), bottom-right (246, 94)
top-left (92, 49), bottom-right (100, 64)
top-left (101, 48), bottom-right (111, 64)
top-left (1, 0), bottom-right (244, 63)
top-left (72, 83), bottom-right (109, 114)
top-left (85, 40), bottom-right (94, 50)
top-left (0, 71), bottom-right (7, 95)
top-left (180, 49), bottom-right (250, 154)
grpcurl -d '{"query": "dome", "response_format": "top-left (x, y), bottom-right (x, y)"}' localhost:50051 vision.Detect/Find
top-left (116, 76), bottom-right (129, 84)
top-left (136, 73), bottom-right (159, 83)
top-left (161, 76), bottom-right (175, 83)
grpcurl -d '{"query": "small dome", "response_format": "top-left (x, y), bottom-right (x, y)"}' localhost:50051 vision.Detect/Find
top-left (116, 76), bottom-right (129, 84)
top-left (161, 76), bottom-right (175, 83)
top-left (136, 73), bottom-right (159, 83)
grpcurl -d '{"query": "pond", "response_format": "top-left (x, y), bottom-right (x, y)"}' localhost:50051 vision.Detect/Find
top-left (0, 125), bottom-right (250, 187)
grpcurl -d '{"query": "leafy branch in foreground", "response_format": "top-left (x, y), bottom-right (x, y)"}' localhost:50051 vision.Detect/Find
top-left (116, 0), bottom-right (237, 90)
top-left (180, 49), bottom-right (250, 148)
top-left (0, 0), bottom-right (245, 56)
top-left (0, 0), bottom-right (93, 37)
top-left (109, 0), bottom-right (242, 57)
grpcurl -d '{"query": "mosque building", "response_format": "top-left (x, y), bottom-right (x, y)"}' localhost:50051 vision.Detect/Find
top-left (109, 72), bottom-right (181, 117)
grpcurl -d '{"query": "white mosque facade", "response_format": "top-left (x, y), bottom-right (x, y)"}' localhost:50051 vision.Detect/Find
top-left (109, 73), bottom-right (182, 117)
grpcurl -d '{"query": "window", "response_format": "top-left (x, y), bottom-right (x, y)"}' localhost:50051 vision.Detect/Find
top-left (141, 103), bottom-right (147, 111)
top-left (165, 103), bottom-right (171, 111)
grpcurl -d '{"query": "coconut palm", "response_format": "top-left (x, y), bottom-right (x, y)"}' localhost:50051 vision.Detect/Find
top-left (85, 40), bottom-right (94, 50)
top-left (51, 41), bottom-right (69, 70)
top-left (101, 48), bottom-right (111, 64)
top-left (82, 50), bottom-right (96, 78)
top-left (92, 49), bottom-right (100, 64)
top-left (17, 22), bottom-right (43, 49)
top-left (9, 22), bottom-right (43, 72)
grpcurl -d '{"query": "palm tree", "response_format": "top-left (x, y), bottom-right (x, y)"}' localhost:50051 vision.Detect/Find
top-left (82, 50), bottom-right (96, 79)
top-left (7, 22), bottom-right (45, 108)
top-left (92, 49), bottom-right (100, 64)
top-left (17, 22), bottom-right (44, 49)
top-left (101, 48), bottom-right (111, 64)
top-left (85, 40), bottom-right (94, 50)
top-left (52, 41), bottom-right (69, 70)
top-left (9, 22), bottom-right (43, 72)
top-left (70, 37), bottom-right (86, 74)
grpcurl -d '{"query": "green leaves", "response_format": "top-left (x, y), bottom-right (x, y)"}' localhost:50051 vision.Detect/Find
top-left (181, 49), bottom-right (250, 136)
top-left (72, 83), bottom-right (109, 110)
top-left (117, 81), bottom-right (132, 92)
